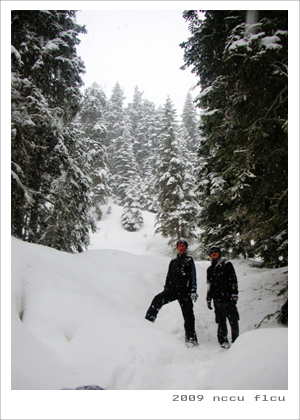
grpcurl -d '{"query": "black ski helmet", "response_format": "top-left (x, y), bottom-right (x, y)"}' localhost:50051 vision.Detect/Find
top-left (209, 246), bottom-right (221, 255)
top-left (176, 238), bottom-right (188, 248)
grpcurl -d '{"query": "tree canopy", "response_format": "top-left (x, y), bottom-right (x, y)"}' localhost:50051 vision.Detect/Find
top-left (11, 10), bottom-right (95, 252)
top-left (181, 10), bottom-right (288, 266)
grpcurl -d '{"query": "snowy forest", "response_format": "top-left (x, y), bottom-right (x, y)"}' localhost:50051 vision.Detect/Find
top-left (11, 10), bottom-right (288, 268)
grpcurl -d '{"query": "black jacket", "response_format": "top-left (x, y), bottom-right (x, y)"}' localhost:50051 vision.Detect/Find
top-left (206, 257), bottom-right (238, 302)
top-left (164, 253), bottom-right (197, 293)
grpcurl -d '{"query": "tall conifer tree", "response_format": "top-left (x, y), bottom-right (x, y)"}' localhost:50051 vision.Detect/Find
top-left (105, 82), bottom-right (126, 175)
top-left (11, 10), bottom-right (95, 252)
top-left (155, 97), bottom-right (198, 244)
top-left (126, 86), bottom-right (146, 166)
top-left (181, 92), bottom-right (199, 152)
top-left (121, 181), bottom-right (144, 232)
top-left (181, 10), bottom-right (288, 265)
top-left (112, 121), bottom-right (141, 204)
top-left (77, 82), bottom-right (111, 219)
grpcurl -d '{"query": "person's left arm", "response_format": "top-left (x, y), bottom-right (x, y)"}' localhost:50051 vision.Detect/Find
top-left (188, 258), bottom-right (198, 302)
top-left (226, 261), bottom-right (238, 300)
top-left (190, 260), bottom-right (197, 293)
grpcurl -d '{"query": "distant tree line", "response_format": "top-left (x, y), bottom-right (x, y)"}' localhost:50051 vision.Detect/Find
top-left (11, 10), bottom-right (287, 267)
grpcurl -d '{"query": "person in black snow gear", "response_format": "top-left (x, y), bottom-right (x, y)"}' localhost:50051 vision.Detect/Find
top-left (206, 246), bottom-right (239, 349)
top-left (145, 239), bottom-right (198, 347)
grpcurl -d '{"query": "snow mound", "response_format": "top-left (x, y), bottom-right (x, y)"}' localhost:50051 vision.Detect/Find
top-left (205, 328), bottom-right (288, 390)
top-left (11, 237), bottom-right (188, 390)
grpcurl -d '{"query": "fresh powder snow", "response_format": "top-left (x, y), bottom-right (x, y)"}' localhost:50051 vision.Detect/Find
top-left (7, 200), bottom-right (297, 419)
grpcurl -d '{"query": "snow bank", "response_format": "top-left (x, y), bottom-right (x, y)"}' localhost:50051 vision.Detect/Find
top-left (11, 237), bottom-right (188, 390)
top-left (11, 230), bottom-right (288, 391)
top-left (205, 328), bottom-right (288, 390)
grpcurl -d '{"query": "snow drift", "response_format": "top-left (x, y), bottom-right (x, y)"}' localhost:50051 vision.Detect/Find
top-left (205, 328), bottom-right (288, 390)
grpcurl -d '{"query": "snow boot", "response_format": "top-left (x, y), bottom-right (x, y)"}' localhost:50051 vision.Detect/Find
top-left (186, 338), bottom-right (199, 348)
top-left (145, 314), bottom-right (155, 323)
top-left (220, 339), bottom-right (230, 349)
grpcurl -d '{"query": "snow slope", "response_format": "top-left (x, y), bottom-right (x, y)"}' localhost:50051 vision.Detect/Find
top-left (5, 201), bottom-right (299, 419)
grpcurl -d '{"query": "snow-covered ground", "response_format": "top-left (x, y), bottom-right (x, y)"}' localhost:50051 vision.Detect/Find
top-left (3, 201), bottom-right (299, 419)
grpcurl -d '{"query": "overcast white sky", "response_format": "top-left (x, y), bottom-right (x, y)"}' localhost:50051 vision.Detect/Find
top-left (5, 1), bottom-right (299, 116)
top-left (75, 9), bottom-right (201, 114)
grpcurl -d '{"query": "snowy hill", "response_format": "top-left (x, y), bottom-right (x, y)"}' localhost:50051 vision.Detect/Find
top-left (87, 199), bottom-right (174, 257)
top-left (11, 201), bottom-right (288, 389)
top-left (7, 201), bottom-right (296, 418)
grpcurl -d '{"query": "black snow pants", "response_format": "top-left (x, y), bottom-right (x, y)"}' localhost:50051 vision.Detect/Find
top-left (214, 301), bottom-right (239, 344)
top-left (145, 289), bottom-right (197, 343)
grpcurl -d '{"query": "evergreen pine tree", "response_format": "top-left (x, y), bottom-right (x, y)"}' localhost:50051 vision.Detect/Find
top-left (105, 82), bottom-right (126, 175)
top-left (77, 82), bottom-right (111, 219)
top-left (40, 122), bottom-right (96, 252)
top-left (11, 10), bottom-right (95, 252)
top-left (181, 92), bottom-right (199, 152)
top-left (112, 120), bottom-right (142, 205)
top-left (181, 10), bottom-right (288, 265)
top-left (126, 86), bottom-right (146, 166)
top-left (137, 99), bottom-right (161, 212)
top-left (155, 97), bottom-right (198, 244)
top-left (121, 181), bottom-right (144, 232)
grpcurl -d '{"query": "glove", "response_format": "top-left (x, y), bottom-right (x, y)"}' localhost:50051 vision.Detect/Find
top-left (207, 300), bottom-right (213, 310)
top-left (231, 294), bottom-right (238, 303)
top-left (191, 293), bottom-right (198, 302)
